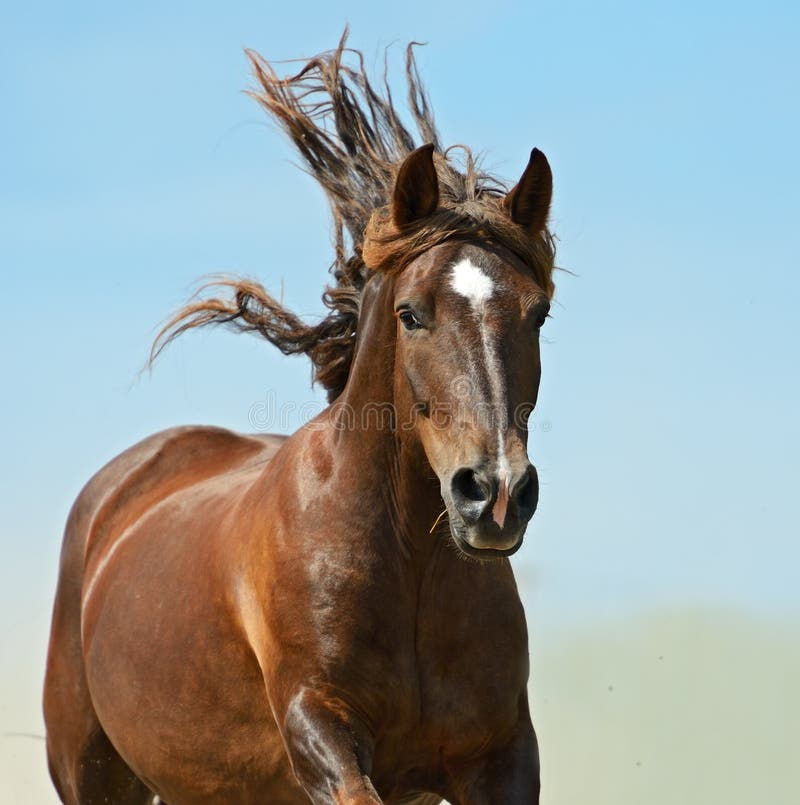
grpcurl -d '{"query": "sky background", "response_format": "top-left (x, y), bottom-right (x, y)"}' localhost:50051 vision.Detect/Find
top-left (1, 1), bottom-right (798, 801)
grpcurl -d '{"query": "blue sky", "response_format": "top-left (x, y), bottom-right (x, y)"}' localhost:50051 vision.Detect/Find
top-left (2, 0), bottom-right (798, 652)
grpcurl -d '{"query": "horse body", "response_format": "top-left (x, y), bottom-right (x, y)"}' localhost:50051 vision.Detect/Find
top-left (45, 37), bottom-right (558, 804)
top-left (46, 389), bottom-right (532, 803)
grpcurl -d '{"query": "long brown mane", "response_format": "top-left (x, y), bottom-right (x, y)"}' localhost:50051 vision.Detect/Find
top-left (151, 31), bottom-right (556, 401)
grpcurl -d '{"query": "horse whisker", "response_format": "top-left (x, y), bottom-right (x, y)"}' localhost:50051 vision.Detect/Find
top-left (429, 507), bottom-right (449, 534)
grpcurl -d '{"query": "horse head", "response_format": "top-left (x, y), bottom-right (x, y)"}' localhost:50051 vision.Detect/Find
top-left (363, 145), bottom-right (554, 558)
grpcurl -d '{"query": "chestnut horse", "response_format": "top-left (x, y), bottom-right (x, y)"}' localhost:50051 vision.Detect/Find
top-left (44, 38), bottom-right (556, 805)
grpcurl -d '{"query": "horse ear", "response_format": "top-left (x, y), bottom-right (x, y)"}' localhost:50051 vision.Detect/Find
top-left (392, 144), bottom-right (439, 227)
top-left (504, 148), bottom-right (553, 236)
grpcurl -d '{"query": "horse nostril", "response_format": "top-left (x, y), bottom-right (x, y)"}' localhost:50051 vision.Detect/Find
top-left (511, 465), bottom-right (538, 513)
top-left (511, 472), bottom-right (531, 500)
top-left (452, 468), bottom-right (490, 502)
top-left (450, 465), bottom-right (537, 526)
top-left (450, 468), bottom-right (493, 524)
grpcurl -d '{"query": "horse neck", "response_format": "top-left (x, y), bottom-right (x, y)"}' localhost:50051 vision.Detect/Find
top-left (330, 272), bottom-right (443, 555)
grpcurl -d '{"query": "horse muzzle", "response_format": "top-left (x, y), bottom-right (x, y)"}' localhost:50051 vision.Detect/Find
top-left (444, 463), bottom-right (538, 558)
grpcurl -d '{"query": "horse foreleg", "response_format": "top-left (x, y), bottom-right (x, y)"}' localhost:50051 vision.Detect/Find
top-left (445, 719), bottom-right (540, 805)
top-left (279, 687), bottom-right (383, 804)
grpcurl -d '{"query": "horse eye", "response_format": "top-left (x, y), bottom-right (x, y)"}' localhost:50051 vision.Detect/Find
top-left (398, 310), bottom-right (423, 331)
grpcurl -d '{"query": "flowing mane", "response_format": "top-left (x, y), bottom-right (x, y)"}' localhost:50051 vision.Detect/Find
top-left (151, 32), bottom-right (556, 401)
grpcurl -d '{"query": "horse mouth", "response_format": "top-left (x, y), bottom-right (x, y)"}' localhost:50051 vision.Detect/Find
top-left (448, 519), bottom-right (525, 560)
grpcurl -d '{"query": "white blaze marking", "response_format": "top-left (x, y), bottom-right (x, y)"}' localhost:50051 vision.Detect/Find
top-left (450, 259), bottom-right (511, 521)
top-left (451, 258), bottom-right (494, 309)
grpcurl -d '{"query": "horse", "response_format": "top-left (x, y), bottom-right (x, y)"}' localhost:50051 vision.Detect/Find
top-left (43, 35), bottom-right (557, 805)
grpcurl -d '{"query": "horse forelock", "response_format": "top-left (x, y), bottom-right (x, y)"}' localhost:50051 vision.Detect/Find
top-left (361, 188), bottom-right (556, 298)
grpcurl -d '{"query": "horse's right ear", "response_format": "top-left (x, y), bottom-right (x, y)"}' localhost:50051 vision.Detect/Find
top-left (504, 148), bottom-right (553, 236)
top-left (392, 144), bottom-right (439, 227)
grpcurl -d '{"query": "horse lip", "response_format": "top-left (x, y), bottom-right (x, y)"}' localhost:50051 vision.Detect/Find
top-left (448, 521), bottom-right (524, 560)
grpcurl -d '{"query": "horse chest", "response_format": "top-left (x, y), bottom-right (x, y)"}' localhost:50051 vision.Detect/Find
top-left (274, 525), bottom-right (530, 770)
top-left (416, 592), bottom-right (527, 742)
top-left (359, 576), bottom-right (529, 794)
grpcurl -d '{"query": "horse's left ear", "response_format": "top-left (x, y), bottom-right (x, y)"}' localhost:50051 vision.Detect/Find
top-left (392, 144), bottom-right (439, 227)
top-left (504, 148), bottom-right (553, 236)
